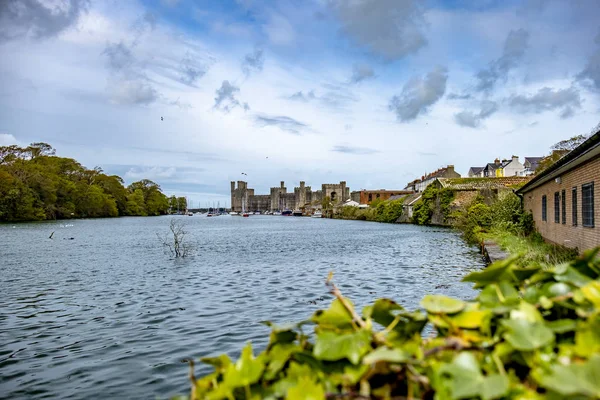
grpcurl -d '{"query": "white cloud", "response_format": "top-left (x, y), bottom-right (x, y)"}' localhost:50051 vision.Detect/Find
top-left (125, 166), bottom-right (177, 180)
top-left (0, 133), bottom-right (20, 146)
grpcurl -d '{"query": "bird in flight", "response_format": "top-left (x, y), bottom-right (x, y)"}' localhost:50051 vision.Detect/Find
top-left (241, 172), bottom-right (247, 176)
top-left (161, 117), bottom-right (164, 121)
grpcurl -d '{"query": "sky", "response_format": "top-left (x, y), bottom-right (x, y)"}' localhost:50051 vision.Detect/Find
top-left (1, 0), bottom-right (599, 207)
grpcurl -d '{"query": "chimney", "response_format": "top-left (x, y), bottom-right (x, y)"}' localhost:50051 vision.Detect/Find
top-left (512, 155), bottom-right (519, 162)
top-left (494, 158), bottom-right (500, 165)
top-left (447, 165), bottom-right (455, 173)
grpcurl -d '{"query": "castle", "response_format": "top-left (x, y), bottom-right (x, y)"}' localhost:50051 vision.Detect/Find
top-left (231, 181), bottom-right (350, 213)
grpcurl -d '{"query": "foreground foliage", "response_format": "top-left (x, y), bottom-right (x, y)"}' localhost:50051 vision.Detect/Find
top-left (0, 143), bottom-right (170, 221)
top-left (183, 249), bottom-right (600, 399)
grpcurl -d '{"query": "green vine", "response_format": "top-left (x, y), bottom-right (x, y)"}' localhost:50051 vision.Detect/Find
top-left (180, 249), bottom-right (600, 399)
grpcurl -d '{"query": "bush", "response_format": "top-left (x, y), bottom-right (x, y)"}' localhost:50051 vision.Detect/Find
top-left (183, 249), bottom-right (600, 400)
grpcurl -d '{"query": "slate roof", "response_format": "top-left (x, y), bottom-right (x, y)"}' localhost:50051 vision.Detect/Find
top-left (436, 177), bottom-right (531, 191)
top-left (468, 167), bottom-right (484, 175)
top-left (524, 157), bottom-right (543, 170)
top-left (517, 130), bottom-right (600, 194)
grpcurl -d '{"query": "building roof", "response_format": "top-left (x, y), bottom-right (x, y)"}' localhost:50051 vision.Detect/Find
top-left (517, 130), bottom-right (600, 194)
top-left (351, 189), bottom-right (412, 194)
top-left (469, 167), bottom-right (484, 174)
top-left (437, 177), bottom-right (531, 191)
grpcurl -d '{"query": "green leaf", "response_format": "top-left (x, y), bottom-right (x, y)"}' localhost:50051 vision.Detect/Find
top-left (201, 354), bottom-right (232, 373)
top-left (481, 374), bottom-right (509, 400)
top-left (363, 298), bottom-right (403, 327)
top-left (311, 298), bottom-right (355, 329)
top-left (510, 301), bottom-right (543, 323)
top-left (265, 344), bottom-right (301, 380)
top-left (545, 319), bottom-right (577, 333)
top-left (313, 329), bottom-right (371, 364)
top-left (543, 282), bottom-right (572, 298)
top-left (502, 319), bottom-right (555, 351)
top-left (581, 281), bottom-right (600, 307)
top-left (534, 354), bottom-right (600, 397)
top-left (362, 347), bottom-right (410, 364)
top-left (462, 257), bottom-right (515, 288)
top-left (285, 376), bottom-right (325, 400)
top-left (421, 295), bottom-right (466, 314)
top-left (450, 310), bottom-right (491, 329)
top-left (575, 319), bottom-right (600, 357)
top-left (223, 343), bottom-right (265, 388)
top-left (555, 266), bottom-right (593, 287)
top-left (511, 266), bottom-right (541, 282)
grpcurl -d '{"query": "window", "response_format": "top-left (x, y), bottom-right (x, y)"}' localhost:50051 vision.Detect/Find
top-left (572, 187), bottom-right (578, 226)
top-left (582, 182), bottom-right (595, 228)
top-left (542, 195), bottom-right (547, 222)
top-left (554, 192), bottom-right (560, 223)
top-left (562, 190), bottom-right (566, 224)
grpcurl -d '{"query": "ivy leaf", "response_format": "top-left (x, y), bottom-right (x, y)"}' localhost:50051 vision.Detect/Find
top-left (502, 319), bottom-right (555, 351)
top-left (462, 258), bottom-right (515, 288)
top-left (311, 298), bottom-right (355, 329)
top-left (265, 344), bottom-right (301, 380)
top-left (421, 295), bottom-right (466, 314)
top-left (481, 374), bottom-right (509, 400)
top-left (545, 319), bottom-right (577, 333)
top-left (534, 354), bottom-right (600, 397)
top-left (363, 346), bottom-right (410, 364)
top-left (285, 376), bottom-right (325, 400)
top-left (555, 266), bottom-right (593, 287)
top-left (363, 298), bottom-right (403, 327)
top-left (223, 343), bottom-right (265, 388)
top-left (575, 319), bottom-right (600, 357)
top-left (201, 354), bottom-right (232, 373)
top-left (313, 329), bottom-right (371, 364)
top-left (581, 281), bottom-right (600, 307)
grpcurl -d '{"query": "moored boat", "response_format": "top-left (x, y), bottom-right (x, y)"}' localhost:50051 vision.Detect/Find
top-left (281, 210), bottom-right (292, 216)
top-left (311, 211), bottom-right (322, 218)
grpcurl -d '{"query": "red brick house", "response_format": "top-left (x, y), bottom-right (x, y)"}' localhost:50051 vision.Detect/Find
top-left (517, 131), bottom-right (599, 251)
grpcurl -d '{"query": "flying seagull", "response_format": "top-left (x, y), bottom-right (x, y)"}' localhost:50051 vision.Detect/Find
top-left (161, 117), bottom-right (163, 121)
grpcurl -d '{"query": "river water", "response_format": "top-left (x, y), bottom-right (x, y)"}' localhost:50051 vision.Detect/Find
top-left (0, 215), bottom-right (485, 399)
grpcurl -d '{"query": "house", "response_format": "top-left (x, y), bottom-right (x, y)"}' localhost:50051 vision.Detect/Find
top-left (497, 156), bottom-right (525, 177)
top-left (522, 157), bottom-right (543, 176)
top-left (350, 189), bottom-right (414, 205)
top-left (403, 179), bottom-right (421, 191)
top-left (482, 160), bottom-right (502, 177)
top-left (413, 165), bottom-right (461, 192)
top-left (468, 167), bottom-right (484, 177)
top-left (516, 130), bottom-right (600, 251)
top-left (433, 176), bottom-right (531, 192)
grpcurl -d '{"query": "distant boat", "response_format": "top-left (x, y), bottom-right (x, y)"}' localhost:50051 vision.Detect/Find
top-left (207, 212), bottom-right (214, 217)
top-left (311, 211), bottom-right (322, 218)
top-left (229, 211), bottom-right (238, 215)
top-left (272, 211), bottom-right (282, 216)
top-left (293, 210), bottom-right (303, 217)
top-left (242, 212), bottom-right (250, 217)
top-left (254, 211), bottom-right (261, 215)
top-left (187, 212), bottom-right (193, 216)
top-left (282, 210), bottom-right (293, 216)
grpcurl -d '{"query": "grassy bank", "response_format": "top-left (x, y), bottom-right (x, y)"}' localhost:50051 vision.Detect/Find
top-left (334, 198), bottom-right (404, 223)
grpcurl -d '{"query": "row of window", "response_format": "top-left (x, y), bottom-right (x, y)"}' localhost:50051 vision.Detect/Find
top-left (541, 182), bottom-right (594, 228)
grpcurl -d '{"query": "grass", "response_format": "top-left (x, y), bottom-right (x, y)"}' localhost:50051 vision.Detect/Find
top-left (478, 228), bottom-right (578, 266)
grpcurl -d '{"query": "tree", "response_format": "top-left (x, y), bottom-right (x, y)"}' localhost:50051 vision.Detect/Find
top-left (321, 196), bottom-right (332, 211)
top-left (536, 133), bottom-right (590, 174)
top-left (550, 134), bottom-right (588, 151)
top-left (158, 218), bottom-right (193, 258)
top-left (177, 197), bottom-right (187, 212)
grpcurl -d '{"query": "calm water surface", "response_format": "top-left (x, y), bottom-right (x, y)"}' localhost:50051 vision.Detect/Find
top-left (0, 216), bottom-right (485, 399)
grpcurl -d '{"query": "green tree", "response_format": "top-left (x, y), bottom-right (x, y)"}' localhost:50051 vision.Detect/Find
top-left (177, 197), bottom-right (187, 212)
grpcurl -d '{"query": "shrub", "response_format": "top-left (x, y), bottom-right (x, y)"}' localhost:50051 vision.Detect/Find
top-left (183, 249), bottom-right (600, 400)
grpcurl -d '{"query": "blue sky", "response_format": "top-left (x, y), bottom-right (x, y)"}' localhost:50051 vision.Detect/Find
top-left (1, 0), bottom-right (599, 207)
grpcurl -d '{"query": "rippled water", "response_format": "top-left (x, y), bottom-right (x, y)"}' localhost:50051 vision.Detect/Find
top-left (0, 215), bottom-right (485, 399)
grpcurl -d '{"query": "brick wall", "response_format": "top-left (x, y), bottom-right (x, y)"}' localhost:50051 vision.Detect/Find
top-left (522, 156), bottom-right (600, 251)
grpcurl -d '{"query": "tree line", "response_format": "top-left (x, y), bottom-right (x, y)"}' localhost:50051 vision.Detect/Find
top-left (0, 142), bottom-right (173, 222)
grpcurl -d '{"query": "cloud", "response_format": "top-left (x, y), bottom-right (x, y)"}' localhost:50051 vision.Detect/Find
top-left (107, 79), bottom-right (158, 105)
top-left (475, 29), bottom-right (529, 92)
top-left (328, 0), bottom-right (427, 61)
top-left (508, 86), bottom-right (581, 118)
top-left (288, 90), bottom-right (316, 102)
top-left (125, 166), bottom-right (177, 180)
top-left (241, 47), bottom-right (265, 76)
top-left (179, 52), bottom-right (208, 86)
top-left (576, 29), bottom-right (600, 91)
top-left (350, 63), bottom-right (375, 83)
top-left (447, 93), bottom-right (472, 100)
top-left (102, 41), bottom-right (159, 105)
top-left (455, 100), bottom-right (499, 128)
top-left (263, 12), bottom-right (295, 46)
top-left (214, 80), bottom-right (248, 112)
top-left (103, 42), bottom-right (134, 71)
top-left (331, 145), bottom-right (379, 154)
top-left (388, 65), bottom-right (448, 122)
top-left (0, 133), bottom-right (20, 146)
top-left (253, 114), bottom-right (308, 134)
top-left (0, 0), bottom-right (88, 42)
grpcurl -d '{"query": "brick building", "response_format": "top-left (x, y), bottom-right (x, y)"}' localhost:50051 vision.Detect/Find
top-left (351, 190), bottom-right (414, 205)
top-left (517, 131), bottom-right (600, 252)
